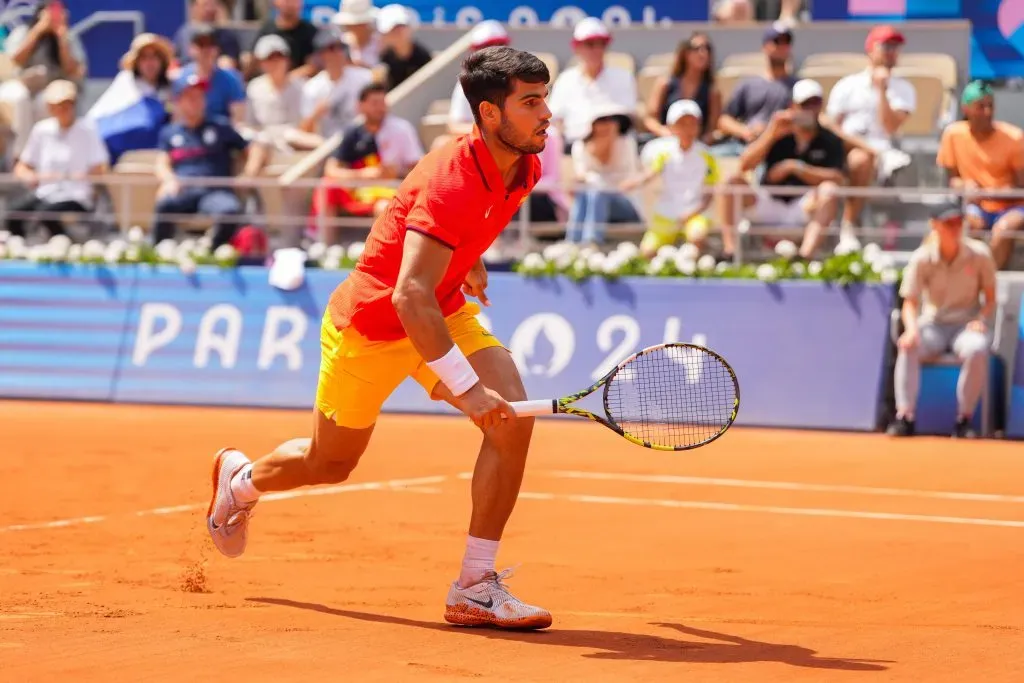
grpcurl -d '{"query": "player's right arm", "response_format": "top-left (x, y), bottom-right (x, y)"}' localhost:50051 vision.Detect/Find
top-left (393, 231), bottom-right (516, 429)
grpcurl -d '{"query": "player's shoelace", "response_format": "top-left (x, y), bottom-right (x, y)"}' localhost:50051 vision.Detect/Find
top-left (480, 567), bottom-right (518, 595)
top-left (222, 504), bottom-right (255, 534)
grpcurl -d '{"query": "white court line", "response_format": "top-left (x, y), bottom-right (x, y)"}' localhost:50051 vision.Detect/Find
top-left (535, 470), bottom-right (1024, 504)
top-left (0, 476), bottom-right (447, 533)
top-left (516, 491), bottom-right (1024, 529)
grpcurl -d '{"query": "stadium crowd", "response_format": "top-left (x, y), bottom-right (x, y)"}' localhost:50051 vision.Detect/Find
top-left (0, 0), bottom-right (1021, 271)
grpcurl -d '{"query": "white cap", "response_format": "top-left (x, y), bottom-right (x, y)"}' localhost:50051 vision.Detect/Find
top-left (665, 99), bottom-right (703, 126)
top-left (376, 4), bottom-right (410, 34)
top-left (42, 79), bottom-right (77, 105)
top-left (333, 0), bottom-right (378, 27)
top-left (253, 34), bottom-right (290, 60)
top-left (469, 20), bottom-right (510, 50)
top-left (792, 79), bottom-right (824, 104)
top-left (572, 17), bottom-right (611, 43)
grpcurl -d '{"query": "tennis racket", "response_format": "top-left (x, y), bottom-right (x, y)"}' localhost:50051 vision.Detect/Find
top-left (509, 342), bottom-right (740, 451)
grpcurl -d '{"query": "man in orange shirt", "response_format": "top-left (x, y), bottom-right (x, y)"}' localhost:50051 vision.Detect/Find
top-left (205, 47), bottom-right (554, 630)
top-left (937, 80), bottom-right (1024, 268)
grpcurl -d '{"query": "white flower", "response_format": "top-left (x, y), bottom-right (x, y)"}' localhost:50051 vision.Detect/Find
top-left (714, 261), bottom-right (731, 275)
top-left (656, 244), bottom-right (677, 260)
top-left (193, 241), bottom-right (211, 259)
top-left (647, 255), bottom-right (667, 275)
top-left (871, 253), bottom-right (895, 274)
top-left (82, 239), bottom-right (105, 260)
top-left (578, 245), bottom-right (598, 260)
top-left (0, 243), bottom-right (7, 260)
top-left (67, 244), bottom-right (82, 262)
top-left (571, 258), bottom-right (589, 277)
top-left (0, 230), bottom-right (10, 243)
top-left (214, 244), bottom-right (237, 262)
top-left (541, 243), bottom-right (563, 261)
top-left (346, 241), bottom-right (365, 262)
top-left (862, 242), bottom-right (882, 264)
top-left (834, 235), bottom-right (862, 256)
top-left (178, 238), bottom-right (197, 255)
top-left (7, 236), bottom-right (26, 259)
top-left (306, 241), bottom-right (327, 263)
top-left (27, 245), bottom-right (46, 262)
top-left (774, 239), bottom-right (798, 260)
top-left (325, 244), bottom-right (345, 263)
top-left (178, 255), bottom-right (197, 275)
top-left (127, 226), bottom-right (145, 244)
top-left (104, 241), bottom-right (126, 264)
top-left (756, 263), bottom-right (778, 282)
top-left (808, 261), bottom-right (823, 277)
top-left (790, 261), bottom-right (806, 276)
top-left (677, 243), bottom-right (700, 261)
top-left (322, 253), bottom-right (343, 270)
top-left (554, 252), bottom-right (575, 270)
top-left (155, 239), bottom-right (177, 262)
top-left (521, 253), bottom-right (545, 271)
top-left (849, 261), bottom-right (863, 276)
top-left (697, 254), bottom-right (717, 273)
top-left (880, 267), bottom-right (899, 284)
top-left (603, 256), bottom-right (625, 275)
top-left (125, 245), bottom-right (141, 263)
top-left (672, 250), bottom-right (695, 275)
top-left (48, 234), bottom-right (72, 254)
top-left (482, 245), bottom-right (504, 263)
top-left (615, 241), bottom-right (639, 259)
top-left (586, 251), bottom-right (606, 272)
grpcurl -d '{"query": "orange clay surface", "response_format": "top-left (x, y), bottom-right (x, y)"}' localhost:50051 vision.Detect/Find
top-left (2, 400), bottom-right (1023, 682)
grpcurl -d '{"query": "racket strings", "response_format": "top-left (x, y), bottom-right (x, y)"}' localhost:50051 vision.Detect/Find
top-left (604, 345), bottom-right (737, 449)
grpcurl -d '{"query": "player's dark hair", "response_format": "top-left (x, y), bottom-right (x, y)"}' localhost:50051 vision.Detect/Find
top-left (358, 82), bottom-right (388, 102)
top-left (458, 46), bottom-right (550, 126)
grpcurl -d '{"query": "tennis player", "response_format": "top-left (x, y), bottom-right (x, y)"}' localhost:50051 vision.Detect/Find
top-left (206, 46), bottom-right (553, 630)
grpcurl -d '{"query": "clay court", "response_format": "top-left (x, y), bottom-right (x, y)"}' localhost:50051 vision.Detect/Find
top-left (2, 400), bottom-right (1023, 682)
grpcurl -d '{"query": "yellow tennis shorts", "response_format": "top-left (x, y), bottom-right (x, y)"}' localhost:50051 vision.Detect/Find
top-left (315, 301), bottom-right (504, 428)
top-left (640, 213), bottom-right (711, 252)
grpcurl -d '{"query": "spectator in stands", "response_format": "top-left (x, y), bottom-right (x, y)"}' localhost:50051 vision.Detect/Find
top-left (177, 25), bottom-right (247, 125)
top-left (712, 0), bottom-right (753, 22)
top-left (311, 82), bottom-right (423, 245)
top-left (0, 0), bottom-right (87, 160)
top-left (888, 201), bottom-right (996, 439)
top-left (565, 104), bottom-right (642, 245)
top-left (518, 124), bottom-right (570, 229)
top-left (7, 80), bottom-right (108, 239)
top-left (245, 0), bottom-right (318, 80)
top-left (376, 4), bottom-right (432, 91)
top-left (722, 79), bottom-right (845, 260)
top-left (938, 81), bottom-right (1024, 270)
top-left (334, 0), bottom-right (382, 69)
top-left (622, 101), bottom-right (719, 258)
top-left (153, 74), bottom-right (254, 248)
top-left (826, 25), bottom-right (916, 230)
top-left (643, 33), bottom-right (720, 145)
top-left (716, 23), bottom-right (796, 155)
top-left (548, 18), bottom-right (638, 153)
top-left (300, 30), bottom-right (374, 139)
top-left (445, 20), bottom-right (511, 139)
top-left (174, 0), bottom-right (241, 71)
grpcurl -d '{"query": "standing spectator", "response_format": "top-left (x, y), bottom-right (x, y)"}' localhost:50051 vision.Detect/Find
top-left (333, 0), bottom-right (382, 69)
top-left (0, 0), bottom-right (88, 160)
top-left (548, 17), bottom-right (638, 151)
top-left (887, 201), bottom-right (997, 439)
top-left (376, 4), bottom-right (432, 91)
top-left (244, 0), bottom-right (318, 80)
top-left (174, 0), bottom-right (241, 71)
top-left (7, 80), bottom-right (108, 238)
top-left (177, 25), bottom-right (247, 125)
top-left (445, 21), bottom-right (510, 139)
top-left (938, 81), bottom-right (1024, 270)
top-left (565, 105), bottom-right (642, 245)
top-left (300, 30), bottom-right (374, 139)
top-left (311, 82), bottom-right (422, 244)
top-left (716, 22), bottom-right (797, 155)
top-left (826, 25), bottom-right (916, 230)
top-left (643, 33), bottom-right (720, 145)
top-left (722, 79), bottom-right (846, 260)
top-left (153, 74), bottom-right (254, 248)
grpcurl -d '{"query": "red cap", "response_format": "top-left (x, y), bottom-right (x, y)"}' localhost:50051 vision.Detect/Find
top-left (865, 25), bottom-right (905, 52)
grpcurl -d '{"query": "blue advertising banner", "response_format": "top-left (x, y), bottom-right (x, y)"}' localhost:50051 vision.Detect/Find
top-left (0, 263), bottom-right (895, 431)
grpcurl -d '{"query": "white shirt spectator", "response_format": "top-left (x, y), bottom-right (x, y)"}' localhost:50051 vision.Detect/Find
top-left (448, 82), bottom-right (474, 126)
top-left (826, 69), bottom-right (916, 149)
top-left (571, 134), bottom-right (640, 191)
top-left (374, 114), bottom-right (424, 168)
top-left (641, 136), bottom-right (719, 220)
top-left (19, 117), bottom-right (109, 208)
top-left (247, 75), bottom-right (304, 130)
top-left (548, 65), bottom-right (637, 143)
top-left (301, 65), bottom-right (374, 137)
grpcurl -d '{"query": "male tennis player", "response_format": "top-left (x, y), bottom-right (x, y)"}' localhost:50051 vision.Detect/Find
top-left (206, 46), bottom-right (553, 630)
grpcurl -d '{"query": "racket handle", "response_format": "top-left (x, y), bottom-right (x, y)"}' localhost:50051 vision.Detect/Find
top-left (509, 399), bottom-right (557, 416)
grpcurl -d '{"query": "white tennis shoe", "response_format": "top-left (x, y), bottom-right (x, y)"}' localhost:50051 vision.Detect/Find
top-left (444, 568), bottom-right (552, 630)
top-left (206, 448), bottom-right (257, 558)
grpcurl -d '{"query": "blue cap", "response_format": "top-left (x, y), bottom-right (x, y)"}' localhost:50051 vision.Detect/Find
top-left (763, 21), bottom-right (793, 44)
top-left (172, 73), bottom-right (206, 98)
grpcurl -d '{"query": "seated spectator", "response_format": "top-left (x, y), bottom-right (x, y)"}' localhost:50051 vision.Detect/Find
top-left (716, 23), bottom-right (797, 155)
top-left (311, 83), bottom-right (423, 244)
top-left (445, 21), bottom-right (511, 140)
top-left (153, 74), bottom-right (254, 248)
top-left (643, 33), bottom-right (720, 145)
top-left (517, 124), bottom-right (570, 228)
top-left (548, 17), bottom-right (637, 152)
top-left (244, 35), bottom-right (323, 154)
top-left (887, 201), bottom-right (996, 439)
top-left (722, 79), bottom-right (845, 260)
top-left (333, 0), bottom-right (382, 69)
top-left (0, 0), bottom-right (87, 161)
top-left (87, 33), bottom-right (174, 163)
top-left (376, 4), bottom-right (432, 91)
top-left (622, 101), bottom-right (719, 257)
top-left (826, 25), bottom-right (915, 230)
top-left (177, 24), bottom-right (247, 125)
top-left (938, 81), bottom-right (1024, 270)
top-left (300, 30), bottom-right (374, 139)
top-left (244, 0), bottom-right (318, 80)
top-left (174, 0), bottom-right (241, 71)
top-left (565, 105), bottom-right (642, 245)
top-left (7, 80), bottom-right (108, 238)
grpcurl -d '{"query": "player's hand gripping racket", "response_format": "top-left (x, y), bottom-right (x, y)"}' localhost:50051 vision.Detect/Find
top-left (509, 343), bottom-right (740, 451)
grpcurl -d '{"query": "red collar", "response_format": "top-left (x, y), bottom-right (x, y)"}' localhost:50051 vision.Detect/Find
top-left (468, 126), bottom-right (534, 194)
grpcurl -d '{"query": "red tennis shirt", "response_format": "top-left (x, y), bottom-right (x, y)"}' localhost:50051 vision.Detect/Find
top-left (328, 127), bottom-right (542, 341)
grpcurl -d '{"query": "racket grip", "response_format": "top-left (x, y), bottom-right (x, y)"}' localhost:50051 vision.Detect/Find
top-left (509, 399), bottom-right (557, 416)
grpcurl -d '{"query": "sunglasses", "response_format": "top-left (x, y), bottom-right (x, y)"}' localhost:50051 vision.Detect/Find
top-left (689, 43), bottom-right (711, 52)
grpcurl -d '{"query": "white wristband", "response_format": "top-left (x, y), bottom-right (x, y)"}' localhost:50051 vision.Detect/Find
top-left (426, 345), bottom-right (479, 397)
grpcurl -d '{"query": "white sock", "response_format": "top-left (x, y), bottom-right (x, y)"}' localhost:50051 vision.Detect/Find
top-left (230, 464), bottom-right (261, 504)
top-left (458, 535), bottom-right (499, 588)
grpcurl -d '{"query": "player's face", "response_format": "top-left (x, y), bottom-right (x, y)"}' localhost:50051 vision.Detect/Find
top-left (495, 78), bottom-right (550, 155)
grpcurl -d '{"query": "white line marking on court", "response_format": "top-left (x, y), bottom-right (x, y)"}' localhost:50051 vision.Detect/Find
top-left (536, 470), bottom-right (1024, 504)
top-left (515, 491), bottom-right (1024, 528)
top-left (1, 476), bottom-right (448, 533)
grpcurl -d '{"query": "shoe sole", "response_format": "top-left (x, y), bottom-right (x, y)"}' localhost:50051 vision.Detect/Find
top-left (206, 447), bottom-right (234, 520)
top-left (444, 604), bottom-right (552, 630)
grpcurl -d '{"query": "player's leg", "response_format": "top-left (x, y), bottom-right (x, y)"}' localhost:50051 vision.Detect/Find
top-left (889, 323), bottom-right (952, 436)
top-left (951, 325), bottom-right (991, 438)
